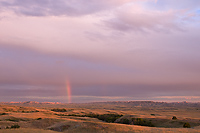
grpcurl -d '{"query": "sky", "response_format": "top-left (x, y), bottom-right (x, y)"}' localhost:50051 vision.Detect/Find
top-left (0, 0), bottom-right (200, 103)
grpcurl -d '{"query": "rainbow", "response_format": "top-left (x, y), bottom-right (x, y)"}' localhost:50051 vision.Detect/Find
top-left (66, 80), bottom-right (71, 103)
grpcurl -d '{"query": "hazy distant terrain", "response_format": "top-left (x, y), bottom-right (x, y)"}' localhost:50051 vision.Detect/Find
top-left (0, 101), bottom-right (200, 133)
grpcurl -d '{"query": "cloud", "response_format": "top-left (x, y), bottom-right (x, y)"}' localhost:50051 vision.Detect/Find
top-left (0, 0), bottom-right (200, 102)
top-left (0, 0), bottom-right (199, 33)
top-left (104, 5), bottom-right (189, 33)
top-left (0, 44), bottom-right (133, 87)
top-left (0, 0), bottom-right (131, 16)
top-left (154, 0), bottom-right (200, 10)
top-left (95, 0), bottom-right (200, 33)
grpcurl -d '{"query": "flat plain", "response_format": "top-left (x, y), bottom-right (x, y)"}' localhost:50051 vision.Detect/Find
top-left (0, 101), bottom-right (200, 133)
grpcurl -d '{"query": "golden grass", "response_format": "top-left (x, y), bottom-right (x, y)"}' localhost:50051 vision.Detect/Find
top-left (0, 128), bottom-right (57, 133)
top-left (0, 102), bottom-right (199, 133)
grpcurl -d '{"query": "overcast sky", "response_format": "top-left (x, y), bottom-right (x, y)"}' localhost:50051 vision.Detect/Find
top-left (0, 0), bottom-right (200, 103)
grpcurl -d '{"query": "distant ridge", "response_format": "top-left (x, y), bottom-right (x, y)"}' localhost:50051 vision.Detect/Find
top-left (2, 101), bottom-right (61, 105)
top-left (1, 101), bottom-right (199, 108)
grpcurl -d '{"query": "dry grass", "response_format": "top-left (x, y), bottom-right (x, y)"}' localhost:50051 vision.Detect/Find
top-left (0, 128), bottom-right (57, 133)
top-left (0, 101), bottom-right (199, 133)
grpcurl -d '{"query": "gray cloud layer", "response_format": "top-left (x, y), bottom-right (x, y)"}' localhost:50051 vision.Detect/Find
top-left (0, 0), bottom-right (199, 33)
top-left (0, 44), bottom-right (132, 86)
top-left (0, 0), bottom-right (130, 16)
top-left (1, 40), bottom-right (200, 87)
top-left (1, 0), bottom-right (199, 16)
top-left (105, 10), bottom-right (182, 33)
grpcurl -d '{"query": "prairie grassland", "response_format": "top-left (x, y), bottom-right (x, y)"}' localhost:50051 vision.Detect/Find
top-left (0, 101), bottom-right (199, 133)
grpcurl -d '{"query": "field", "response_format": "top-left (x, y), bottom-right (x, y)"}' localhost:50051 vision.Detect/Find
top-left (0, 101), bottom-right (200, 133)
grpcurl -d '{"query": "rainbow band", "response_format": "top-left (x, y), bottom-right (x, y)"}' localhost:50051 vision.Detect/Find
top-left (66, 80), bottom-right (71, 103)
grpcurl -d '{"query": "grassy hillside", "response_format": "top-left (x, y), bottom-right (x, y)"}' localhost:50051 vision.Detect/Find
top-left (0, 101), bottom-right (199, 132)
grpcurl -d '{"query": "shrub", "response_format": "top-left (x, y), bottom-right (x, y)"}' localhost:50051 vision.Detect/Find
top-left (6, 118), bottom-right (20, 122)
top-left (183, 123), bottom-right (191, 128)
top-left (0, 113), bottom-right (7, 115)
top-left (121, 118), bottom-right (130, 124)
top-left (11, 124), bottom-right (20, 129)
top-left (67, 113), bottom-right (123, 123)
top-left (172, 116), bottom-right (177, 120)
top-left (63, 113), bottom-right (123, 123)
top-left (21, 110), bottom-right (39, 113)
top-left (51, 108), bottom-right (67, 112)
top-left (37, 118), bottom-right (42, 120)
top-left (95, 114), bottom-right (122, 123)
top-left (83, 113), bottom-right (122, 123)
top-left (132, 118), bottom-right (154, 127)
top-left (56, 113), bottom-right (67, 116)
